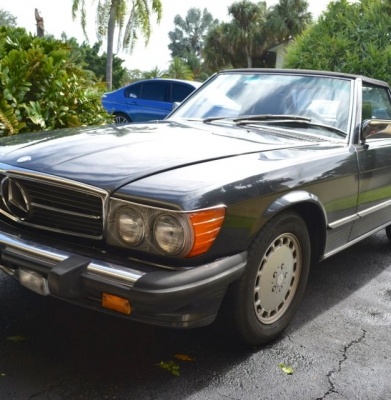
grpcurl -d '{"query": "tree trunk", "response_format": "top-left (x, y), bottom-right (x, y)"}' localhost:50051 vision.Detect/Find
top-left (35, 9), bottom-right (45, 37)
top-left (247, 55), bottom-right (252, 68)
top-left (246, 47), bottom-right (252, 68)
top-left (106, 0), bottom-right (118, 90)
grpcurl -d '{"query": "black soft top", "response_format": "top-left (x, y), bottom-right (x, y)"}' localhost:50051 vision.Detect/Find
top-left (221, 68), bottom-right (390, 88)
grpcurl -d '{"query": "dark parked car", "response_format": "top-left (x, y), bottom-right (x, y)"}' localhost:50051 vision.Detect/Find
top-left (2, 69), bottom-right (391, 345)
top-left (102, 78), bottom-right (201, 123)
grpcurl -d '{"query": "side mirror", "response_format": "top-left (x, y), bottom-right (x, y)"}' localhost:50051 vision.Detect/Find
top-left (361, 119), bottom-right (391, 142)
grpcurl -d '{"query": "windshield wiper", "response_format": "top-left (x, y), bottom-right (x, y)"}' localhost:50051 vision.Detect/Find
top-left (203, 114), bottom-right (311, 124)
top-left (203, 116), bottom-right (232, 123)
top-left (232, 114), bottom-right (347, 138)
top-left (233, 114), bottom-right (311, 123)
top-left (202, 114), bottom-right (346, 138)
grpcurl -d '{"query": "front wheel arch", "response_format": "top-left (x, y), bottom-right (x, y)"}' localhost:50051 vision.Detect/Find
top-left (290, 202), bottom-right (326, 264)
top-left (263, 192), bottom-right (327, 264)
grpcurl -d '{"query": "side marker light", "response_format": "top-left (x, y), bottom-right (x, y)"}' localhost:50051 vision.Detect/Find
top-left (102, 293), bottom-right (131, 315)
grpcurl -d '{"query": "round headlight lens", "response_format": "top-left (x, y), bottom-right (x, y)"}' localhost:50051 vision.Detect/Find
top-left (117, 207), bottom-right (144, 245)
top-left (154, 214), bottom-right (186, 255)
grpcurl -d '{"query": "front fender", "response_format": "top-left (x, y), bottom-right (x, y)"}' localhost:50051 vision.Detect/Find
top-left (263, 191), bottom-right (327, 222)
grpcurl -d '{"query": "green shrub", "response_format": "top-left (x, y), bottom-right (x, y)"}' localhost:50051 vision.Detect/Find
top-left (284, 0), bottom-right (391, 84)
top-left (0, 27), bottom-right (111, 135)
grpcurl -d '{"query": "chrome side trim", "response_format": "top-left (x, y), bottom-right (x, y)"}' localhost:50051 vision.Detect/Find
top-left (328, 214), bottom-right (359, 229)
top-left (322, 220), bottom-right (390, 260)
top-left (0, 231), bottom-right (144, 287)
top-left (357, 199), bottom-right (391, 218)
top-left (328, 198), bottom-right (391, 229)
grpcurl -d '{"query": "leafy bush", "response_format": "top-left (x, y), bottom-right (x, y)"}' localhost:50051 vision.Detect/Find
top-left (0, 27), bottom-right (111, 136)
top-left (284, 0), bottom-right (391, 84)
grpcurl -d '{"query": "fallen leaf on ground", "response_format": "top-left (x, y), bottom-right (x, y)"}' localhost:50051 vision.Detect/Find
top-left (6, 336), bottom-right (29, 342)
top-left (156, 361), bottom-right (180, 376)
top-left (278, 363), bottom-right (294, 375)
top-left (174, 354), bottom-right (194, 361)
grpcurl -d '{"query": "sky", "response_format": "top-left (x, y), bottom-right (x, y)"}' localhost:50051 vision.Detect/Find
top-left (1, 0), bottom-right (331, 71)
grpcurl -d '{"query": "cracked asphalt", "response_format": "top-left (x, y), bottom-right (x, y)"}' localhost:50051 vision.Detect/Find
top-left (1, 230), bottom-right (391, 399)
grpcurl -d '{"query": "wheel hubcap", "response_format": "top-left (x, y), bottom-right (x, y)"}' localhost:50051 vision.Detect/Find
top-left (253, 233), bottom-right (301, 324)
top-left (115, 115), bottom-right (129, 124)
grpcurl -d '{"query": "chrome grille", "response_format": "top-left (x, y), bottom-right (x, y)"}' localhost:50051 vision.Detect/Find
top-left (0, 174), bottom-right (105, 239)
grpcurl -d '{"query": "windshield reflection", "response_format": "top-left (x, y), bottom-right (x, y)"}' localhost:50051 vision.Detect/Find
top-left (169, 73), bottom-right (352, 134)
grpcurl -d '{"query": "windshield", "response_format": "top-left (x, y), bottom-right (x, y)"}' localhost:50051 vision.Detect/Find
top-left (169, 72), bottom-right (353, 134)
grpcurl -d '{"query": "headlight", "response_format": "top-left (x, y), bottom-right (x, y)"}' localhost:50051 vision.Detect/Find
top-left (107, 198), bottom-right (226, 258)
top-left (153, 214), bottom-right (188, 255)
top-left (117, 207), bottom-right (144, 245)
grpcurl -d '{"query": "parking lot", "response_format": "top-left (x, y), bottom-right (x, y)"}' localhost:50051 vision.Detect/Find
top-left (1, 230), bottom-right (391, 399)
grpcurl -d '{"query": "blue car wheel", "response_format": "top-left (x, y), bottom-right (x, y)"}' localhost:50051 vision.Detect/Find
top-left (114, 113), bottom-right (131, 124)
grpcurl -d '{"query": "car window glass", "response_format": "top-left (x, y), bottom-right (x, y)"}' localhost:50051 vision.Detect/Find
top-left (362, 85), bottom-right (391, 121)
top-left (124, 83), bottom-right (141, 99)
top-left (141, 82), bottom-right (169, 102)
top-left (172, 73), bottom-right (352, 134)
top-left (172, 83), bottom-right (194, 103)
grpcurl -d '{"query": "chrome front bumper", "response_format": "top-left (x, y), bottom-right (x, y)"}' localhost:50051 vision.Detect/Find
top-left (0, 230), bottom-right (144, 287)
top-left (0, 229), bottom-right (247, 327)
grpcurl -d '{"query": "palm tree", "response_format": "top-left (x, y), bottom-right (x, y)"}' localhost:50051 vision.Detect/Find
top-left (142, 66), bottom-right (165, 79)
top-left (203, 0), bottom-right (312, 70)
top-left (267, 0), bottom-right (312, 43)
top-left (185, 52), bottom-right (210, 81)
top-left (227, 0), bottom-right (267, 68)
top-left (163, 57), bottom-right (194, 80)
top-left (72, 0), bottom-right (162, 89)
top-left (203, 23), bottom-right (234, 71)
top-left (168, 8), bottom-right (219, 60)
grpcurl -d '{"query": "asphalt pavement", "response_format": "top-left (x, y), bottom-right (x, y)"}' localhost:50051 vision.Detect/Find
top-left (1, 230), bottom-right (391, 399)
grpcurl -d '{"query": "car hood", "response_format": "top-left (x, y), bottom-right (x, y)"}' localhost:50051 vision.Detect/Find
top-left (0, 121), bottom-right (321, 192)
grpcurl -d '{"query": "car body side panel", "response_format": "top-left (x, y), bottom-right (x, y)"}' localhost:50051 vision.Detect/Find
top-left (351, 139), bottom-right (391, 239)
top-left (126, 99), bottom-right (172, 122)
top-left (102, 79), bottom-right (201, 122)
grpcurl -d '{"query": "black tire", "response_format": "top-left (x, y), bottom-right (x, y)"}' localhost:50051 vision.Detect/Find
top-left (225, 211), bottom-right (311, 346)
top-left (114, 113), bottom-right (131, 124)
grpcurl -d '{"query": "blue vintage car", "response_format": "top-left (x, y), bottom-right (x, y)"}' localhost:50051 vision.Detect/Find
top-left (102, 78), bottom-right (202, 123)
top-left (1, 69), bottom-right (391, 345)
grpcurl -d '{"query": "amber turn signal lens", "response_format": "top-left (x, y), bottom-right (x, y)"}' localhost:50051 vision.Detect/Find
top-left (186, 207), bottom-right (226, 257)
top-left (102, 293), bottom-right (131, 315)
